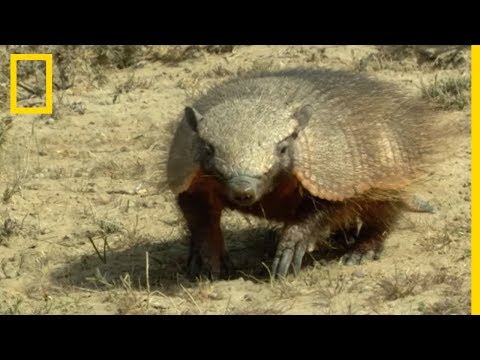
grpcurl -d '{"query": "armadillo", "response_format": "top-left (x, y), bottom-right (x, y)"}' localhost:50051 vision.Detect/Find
top-left (166, 68), bottom-right (440, 279)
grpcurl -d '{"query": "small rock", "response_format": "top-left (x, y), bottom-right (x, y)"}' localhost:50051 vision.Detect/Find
top-left (135, 184), bottom-right (147, 196)
top-left (71, 102), bottom-right (86, 115)
top-left (2, 259), bottom-right (19, 279)
top-left (243, 294), bottom-right (253, 302)
top-left (138, 200), bottom-right (154, 208)
top-left (352, 270), bottom-right (365, 278)
top-left (95, 194), bottom-right (112, 205)
top-left (147, 299), bottom-right (168, 310)
top-left (208, 292), bottom-right (224, 300)
top-left (136, 188), bottom-right (148, 196)
top-left (106, 188), bottom-right (135, 195)
top-left (73, 170), bottom-right (83, 178)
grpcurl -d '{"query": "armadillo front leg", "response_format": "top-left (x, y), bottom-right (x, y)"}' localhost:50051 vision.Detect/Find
top-left (272, 213), bottom-right (331, 279)
top-left (177, 192), bottom-right (232, 280)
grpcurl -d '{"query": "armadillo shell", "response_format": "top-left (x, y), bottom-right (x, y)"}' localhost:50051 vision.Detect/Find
top-left (168, 69), bottom-right (434, 200)
top-left (292, 98), bottom-right (429, 201)
top-left (166, 115), bottom-right (200, 194)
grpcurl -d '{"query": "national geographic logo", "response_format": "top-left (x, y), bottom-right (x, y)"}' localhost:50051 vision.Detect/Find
top-left (10, 53), bottom-right (53, 114)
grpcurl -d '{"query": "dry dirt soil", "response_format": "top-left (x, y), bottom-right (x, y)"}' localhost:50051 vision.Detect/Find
top-left (0, 45), bottom-right (471, 314)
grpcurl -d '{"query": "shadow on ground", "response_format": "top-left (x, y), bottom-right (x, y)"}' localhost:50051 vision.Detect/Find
top-left (50, 227), bottom-right (283, 295)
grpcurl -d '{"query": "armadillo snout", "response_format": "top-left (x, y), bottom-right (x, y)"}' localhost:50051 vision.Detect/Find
top-left (227, 176), bottom-right (260, 207)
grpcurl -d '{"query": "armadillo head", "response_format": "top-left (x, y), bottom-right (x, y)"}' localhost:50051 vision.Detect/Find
top-left (185, 99), bottom-right (312, 207)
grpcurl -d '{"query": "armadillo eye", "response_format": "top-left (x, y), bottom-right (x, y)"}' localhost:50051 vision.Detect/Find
top-left (278, 143), bottom-right (289, 155)
top-left (204, 144), bottom-right (215, 157)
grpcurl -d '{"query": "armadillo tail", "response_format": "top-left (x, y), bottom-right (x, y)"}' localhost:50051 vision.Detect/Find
top-left (401, 195), bottom-right (434, 213)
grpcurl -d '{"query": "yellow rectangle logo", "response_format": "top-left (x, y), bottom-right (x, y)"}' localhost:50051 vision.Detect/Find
top-left (10, 53), bottom-right (53, 114)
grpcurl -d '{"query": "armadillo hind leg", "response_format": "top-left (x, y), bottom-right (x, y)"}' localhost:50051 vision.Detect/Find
top-left (338, 202), bottom-right (400, 265)
top-left (340, 249), bottom-right (380, 265)
top-left (338, 226), bottom-right (386, 266)
top-left (272, 214), bottom-right (331, 279)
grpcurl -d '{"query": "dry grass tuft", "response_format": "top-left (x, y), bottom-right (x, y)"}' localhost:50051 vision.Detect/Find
top-left (421, 75), bottom-right (470, 110)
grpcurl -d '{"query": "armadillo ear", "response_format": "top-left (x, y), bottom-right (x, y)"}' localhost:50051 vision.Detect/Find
top-left (293, 104), bottom-right (313, 130)
top-left (185, 106), bottom-right (203, 132)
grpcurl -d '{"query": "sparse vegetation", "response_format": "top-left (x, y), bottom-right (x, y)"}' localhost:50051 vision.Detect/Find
top-left (376, 268), bottom-right (421, 301)
top-left (421, 75), bottom-right (471, 110)
top-left (353, 45), bottom-right (470, 73)
top-left (0, 79), bottom-right (7, 109)
top-left (227, 303), bottom-right (290, 315)
top-left (418, 225), bottom-right (458, 253)
top-left (147, 46), bottom-right (204, 65)
top-left (0, 216), bottom-right (17, 244)
top-left (353, 46), bottom-right (419, 72)
top-left (420, 294), bottom-right (470, 315)
top-left (112, 73), bottom-right (153, 103)
top-left (92, 46), bottom-right (145, 70)
top-left (0, 117), bottom-right (12, 147)
top-left (88, 158), bottom-right (146, 180)
top-left (3, 167), bottom-right (28, 203)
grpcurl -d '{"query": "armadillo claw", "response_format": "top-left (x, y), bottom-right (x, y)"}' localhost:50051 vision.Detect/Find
top-left (293, 242), bottom-right (307, 275)
top-left (272, 240), bottom-right (308, 279)
top-left (272, 248), bottom-right (293, 278)
top-left (339, 249), bottom-right (379, 266)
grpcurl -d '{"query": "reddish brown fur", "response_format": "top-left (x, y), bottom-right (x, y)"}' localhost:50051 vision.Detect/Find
top-left (239, 173), bottom-right (305, 221)
top-left (178, 169), bottom-right (402, 277)
top-left (179, 170), bottom-right (225, 275)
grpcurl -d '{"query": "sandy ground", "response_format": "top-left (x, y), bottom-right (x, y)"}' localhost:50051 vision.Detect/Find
top-left (0, 45), bottom-right (471, 314)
